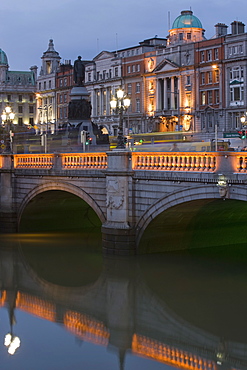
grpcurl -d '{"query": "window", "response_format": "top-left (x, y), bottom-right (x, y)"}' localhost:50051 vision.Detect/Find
top-left (7, 95), bottom-right (11, 101)
top-left (64, 93), bottom-right (67, 103)
top-left (207, 90), bottom-right (212, 105)
top-left (59, 107), bottom-right (63, 119)
top-left (201, 72), bottom-right (205, 85)
top-left (206, 50), bottom-right (212, 61)
top-left (215, 90), bottom-right (220, 104)
top-left (137, 64), bottom-right (140, 72)
top-left (59, 94), bottom-right (63, 103)
top-left (64, 78), bottom-right (67, 86)
top-left (207, 71), bottom-right (212, 84)
top-left (29, 105), bottom-right (34, 114)
top-left (29, 117), bottom-right (34, 126)
top-left (214, 48), bottom-right (219, 60)
top-left (49, 80), bottom-right (51, 89)
top-left (109, 69), bottom-right (112, 78)
top-left (230, 86), bottom-right (243, 101)
top-left (44, 81), bottom-right (46, 90)
top-left (127, 66), bottom-right (131, 73)
top-left (103, 70), bottom-right (106, 79)
top-left (38, 83), bottom-right (41, 90)
top-left (18, 105), bottom-right (23, 114)
top-left (200, 51), bottom-right (205, 62)
top-left (187, 33), bottom-right (191, 40)
top-left (215, 69), bottom-right (220, 83)
top-left (201, 91), bottom-right (206, 105)
top-left (136, 82), bottom-right (140, 93)
top-left (115, 67), bottom-right (118, 77)
top-left (88, 72), bottom-right (91, 82)
top-left (186, 75), bottom-right (191, 85)
top-left (29, 95), bottom-right (34, 102)
top-left (18, 117), bottom-right (23, 125)
top-left (136, 98), bottom-right (140, 112)
top-left (230, 66), bottom-right (244, 80)
top-left (127, 83), bottom-right (132, 95)
top-left (179, 33), bottom-right (183, 40)
top-left (97, 72), bottom-right (100, 80)
top-left (63, 107), bottom-right (67, 118)
top-left (132, 65), bottom-right (135, 73)
top-left (18, 95), bottom-right (22, 102)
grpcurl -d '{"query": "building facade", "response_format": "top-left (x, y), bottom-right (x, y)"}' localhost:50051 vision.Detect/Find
top-left (36, 39), bottom-right (61, 133)
top-left (0, 49), bottom-right (37, 129)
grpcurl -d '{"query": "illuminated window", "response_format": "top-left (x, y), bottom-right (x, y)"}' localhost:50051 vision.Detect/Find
top-left (201, 91), bottom-right (206, 105)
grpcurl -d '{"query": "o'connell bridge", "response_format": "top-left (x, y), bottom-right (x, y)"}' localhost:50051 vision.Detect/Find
top-left (1, 150), bottom-right (247, 253)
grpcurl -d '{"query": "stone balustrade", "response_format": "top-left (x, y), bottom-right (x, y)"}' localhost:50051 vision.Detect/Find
top-left (61, 154), bottom-right (107, 169)
top-left (0, 152), bottom-right (246, 173)
top-left (132, 152), bottom-right (217, 172)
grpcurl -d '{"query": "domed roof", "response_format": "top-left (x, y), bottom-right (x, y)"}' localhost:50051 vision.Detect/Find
top-left (0, 49), bottom-right (8, 65)
top-left (172, 10), bottom-right (203, 30)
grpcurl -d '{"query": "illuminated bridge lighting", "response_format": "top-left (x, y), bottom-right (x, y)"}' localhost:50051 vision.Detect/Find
top-left (0, 291), bottom-right (7, 306)
top-left (132, 334), bottom-right (216, 370)
top-left (64, 311), bottom-right (110, 346)
top-left (16, 292), bottom-right (56, 322)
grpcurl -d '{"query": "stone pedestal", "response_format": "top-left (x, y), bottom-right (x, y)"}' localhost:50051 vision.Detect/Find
top-left (68, 86), bottom-right (95, 145)
top-left (102, 150), bottom-right (136, 255)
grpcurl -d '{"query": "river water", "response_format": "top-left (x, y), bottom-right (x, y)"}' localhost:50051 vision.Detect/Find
top-left (0, 232), bottom-right (247, 370)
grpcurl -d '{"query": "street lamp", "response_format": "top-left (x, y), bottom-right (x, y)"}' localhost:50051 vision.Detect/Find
top-left (1, 106), bottom-right (15, 152)
top-left (110, 88), bottom-right (131, 149)
top-left (240, 112), bottom-right (247, 126)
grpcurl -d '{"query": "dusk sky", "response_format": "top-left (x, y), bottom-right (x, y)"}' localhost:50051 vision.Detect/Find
top-left (0, 0), bottom-right (246, 72)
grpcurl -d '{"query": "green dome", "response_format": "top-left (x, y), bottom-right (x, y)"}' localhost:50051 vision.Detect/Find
top-left (172, 10), bottom-right (203, 29)
top-left (0, 49), bottom-right (8, 65)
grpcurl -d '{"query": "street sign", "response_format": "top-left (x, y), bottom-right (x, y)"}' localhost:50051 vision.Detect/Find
top-left (223, 132), bottom-right (240, 138)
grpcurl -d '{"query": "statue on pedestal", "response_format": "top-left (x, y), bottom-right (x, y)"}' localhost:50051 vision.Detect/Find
top-left (73, 56), bottom-right (85, 86)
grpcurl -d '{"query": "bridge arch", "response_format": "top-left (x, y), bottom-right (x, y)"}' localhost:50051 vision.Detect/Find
top-left (17, 180), bottom-right (106, 228)
top-left (136, 183), bottom-right (247, 247)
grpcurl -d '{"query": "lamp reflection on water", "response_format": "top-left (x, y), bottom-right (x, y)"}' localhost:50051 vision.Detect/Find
top-left (4, 333), bottom-right (21, 355)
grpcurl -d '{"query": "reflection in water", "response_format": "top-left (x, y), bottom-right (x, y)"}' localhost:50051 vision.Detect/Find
top-left (0, 234), bottom-right (247, 369)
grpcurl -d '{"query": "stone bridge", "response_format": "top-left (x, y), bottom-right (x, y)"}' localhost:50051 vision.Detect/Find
top-left (0, 244), bottom-right (247, 370)
top-left (1, 150), bottom-right (247, 253)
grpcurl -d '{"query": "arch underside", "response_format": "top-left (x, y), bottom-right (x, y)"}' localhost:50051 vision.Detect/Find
top-left (17, 180), bottom-right (106, 226)
top-left (136, 184), bottom-right (247, 246)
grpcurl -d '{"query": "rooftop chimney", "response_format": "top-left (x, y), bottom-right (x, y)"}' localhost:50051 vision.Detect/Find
top-left (231, 21), bottom-right (245, 35)
top-left (214, 23), bottom-right (228, 37)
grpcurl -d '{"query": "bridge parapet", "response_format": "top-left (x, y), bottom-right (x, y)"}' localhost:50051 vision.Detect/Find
top-left (0, 151), bottom-right (244, 174)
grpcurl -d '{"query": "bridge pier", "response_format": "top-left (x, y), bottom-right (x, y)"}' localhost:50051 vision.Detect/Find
top-left (0, 155), bottom-right (17, 233)
top-left (102, 150), bottom-right (136, 255)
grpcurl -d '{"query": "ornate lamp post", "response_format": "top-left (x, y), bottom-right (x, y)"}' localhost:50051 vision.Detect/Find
top-left (1, 106), bottom-right (15, 152)
top-left (110, 88), bottom-right (130, 149)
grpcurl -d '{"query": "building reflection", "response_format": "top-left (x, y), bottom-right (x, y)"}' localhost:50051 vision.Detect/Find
top-left (0, 239), bottom-right (246, 369)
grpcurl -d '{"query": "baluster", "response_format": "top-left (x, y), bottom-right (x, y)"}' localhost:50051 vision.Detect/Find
top-left (167, 155), bottom-right (172, 170)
